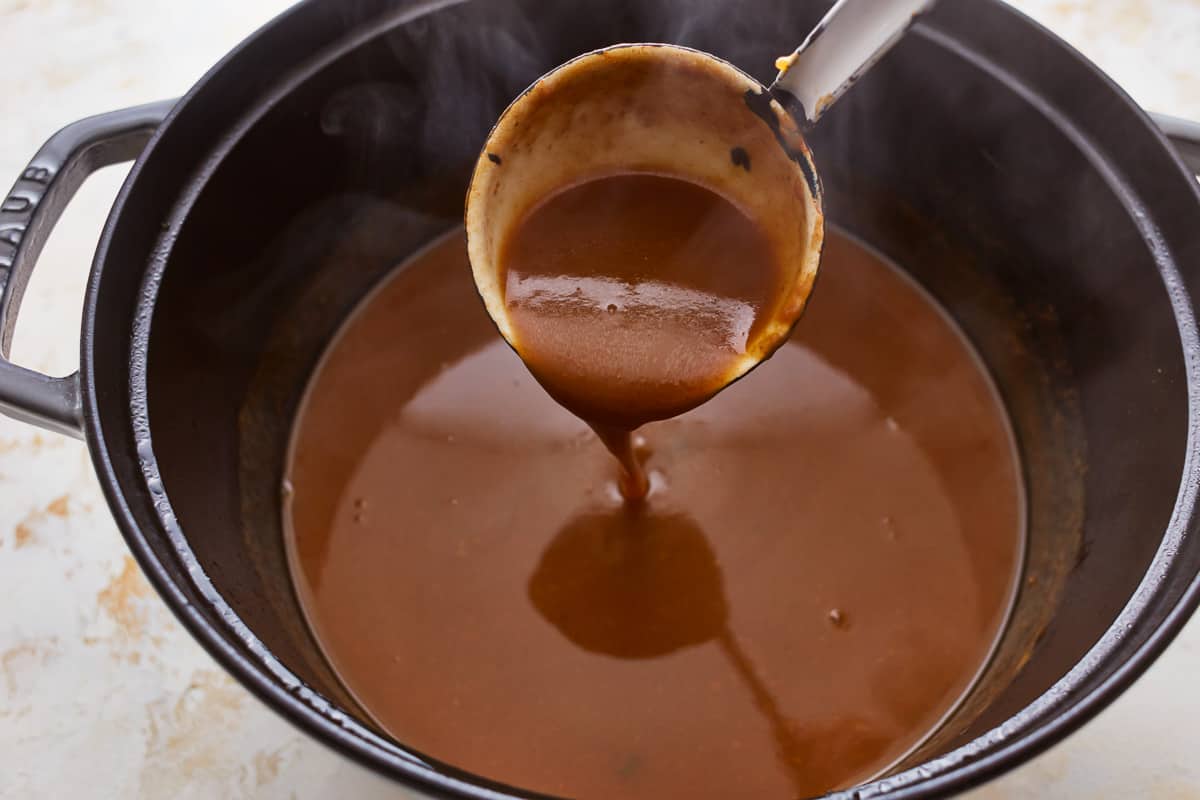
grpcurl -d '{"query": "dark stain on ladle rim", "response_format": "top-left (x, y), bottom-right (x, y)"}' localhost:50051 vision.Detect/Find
top-left (731, 146), bottom-right (752, 171)
top-left (742, 87), bottom-right (822, 201)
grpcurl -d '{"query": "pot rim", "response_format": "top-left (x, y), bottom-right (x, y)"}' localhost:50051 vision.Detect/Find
top-left (78, 1), bottom-right (1200, 798)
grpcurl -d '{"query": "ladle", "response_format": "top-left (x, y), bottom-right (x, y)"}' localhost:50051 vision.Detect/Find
top-left (465, 0), bottom-right (936, 496)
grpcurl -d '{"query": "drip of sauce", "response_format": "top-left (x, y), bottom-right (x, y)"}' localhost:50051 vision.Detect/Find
top-left (285, 229), bottom-right (1024, 800)
top-left (501, 173), bottom-right (785, 497)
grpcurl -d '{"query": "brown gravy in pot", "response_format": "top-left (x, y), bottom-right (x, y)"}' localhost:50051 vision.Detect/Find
top-left (285, 229), bottom-right (1023, 799)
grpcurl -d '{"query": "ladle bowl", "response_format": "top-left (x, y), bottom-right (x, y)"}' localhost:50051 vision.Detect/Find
top-left (464, 44), bottom-right (824, 402)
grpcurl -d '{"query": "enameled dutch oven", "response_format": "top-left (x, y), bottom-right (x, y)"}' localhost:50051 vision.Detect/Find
top-left (2, 1), bottom-right (1200, 797)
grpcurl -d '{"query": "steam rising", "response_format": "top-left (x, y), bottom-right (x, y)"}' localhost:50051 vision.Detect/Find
top-left (316, 0), bottom-right (827, 204)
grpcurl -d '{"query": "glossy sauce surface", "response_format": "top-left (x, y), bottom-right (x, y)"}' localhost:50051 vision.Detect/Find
top-left (285, 229), bottom-right (1023, 800)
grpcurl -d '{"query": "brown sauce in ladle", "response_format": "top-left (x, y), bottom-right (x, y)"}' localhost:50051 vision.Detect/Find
top-left (502, 172), bottom-right (784, 497)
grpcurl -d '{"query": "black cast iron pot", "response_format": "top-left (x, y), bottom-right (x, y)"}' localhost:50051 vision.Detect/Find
top-left (2, 1), bottom-right (1200, 797)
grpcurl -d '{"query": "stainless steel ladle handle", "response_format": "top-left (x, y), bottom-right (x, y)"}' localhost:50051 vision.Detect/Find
top-left (772, 0), bottom-right (937, 125)
top-left (1154, 113), bottom-right (1200, 175)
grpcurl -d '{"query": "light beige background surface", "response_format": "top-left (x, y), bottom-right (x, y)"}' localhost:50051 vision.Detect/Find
top-left (0, 0), bottom-right (1198, 797)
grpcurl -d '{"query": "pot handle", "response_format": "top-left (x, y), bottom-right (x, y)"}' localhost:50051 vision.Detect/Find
top-left (1154, 113), bottom-right (1200, 175)
top-left (0, 99), bottom-right (174, 439)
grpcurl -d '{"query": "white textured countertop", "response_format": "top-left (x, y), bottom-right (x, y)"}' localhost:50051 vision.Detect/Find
top-left (0, 1), bottom-right (1198, 798)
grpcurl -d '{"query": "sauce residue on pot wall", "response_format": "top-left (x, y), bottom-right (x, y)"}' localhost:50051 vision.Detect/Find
top-left (283, 229), bottom-right (1024, 800)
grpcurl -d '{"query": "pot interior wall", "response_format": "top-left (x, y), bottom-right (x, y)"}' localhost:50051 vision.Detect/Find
top-left (138, 0), bottom-right (1188, 784)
